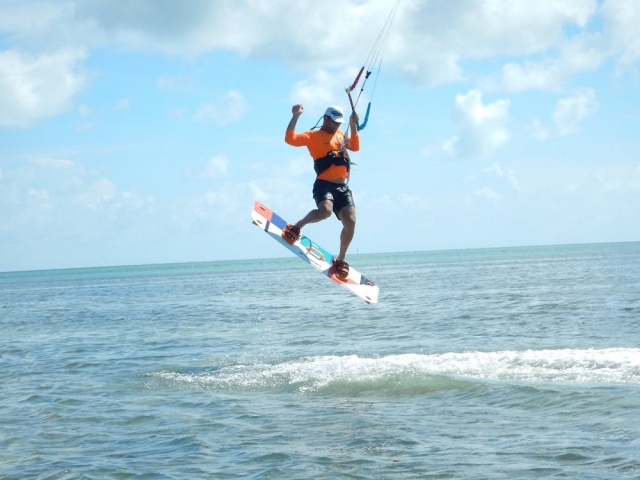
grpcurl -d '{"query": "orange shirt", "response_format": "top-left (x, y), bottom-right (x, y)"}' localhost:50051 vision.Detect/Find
top-left (285, 129), bottom-right (360, 181)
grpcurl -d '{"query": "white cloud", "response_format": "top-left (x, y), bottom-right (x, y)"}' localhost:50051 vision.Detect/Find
top-left (483, 163), bottom-right (521, 191)
top-left (526, 120), bottom-right (551, 140)
top-left (601, 0), bottom-right (640, 73)
top-left (618, 39), bottom-right (640, 72)
top-left (290, 69), bottom-right (356, 114)
top-left (31, 157), bottom-right (75, 168)
top-left (444, 90), bottom-right (510, 158)
top-left (1, 160), bottom-right (154, 232)
top-left (594, 163), bottom-right (640, 194)
top-left (553, 88), bottom-right (598, 135)
top-left (196, 184), bottom-right (267, 222)
top-left (370, 194), bottom-right (396, 212)
top-left (0, 0), bottom-right (638, 97)
top-left (522, 162), bottom-right (640, 207)
top-left (194, 90), bottom-right (248, 125)
top-left (75, 177), bottom-right (117, 207)
top-left (484, 32), bottom-right (606, 93)
top-left (0, 49), bottom-right (88, 128)
top-left (525, 89), bottom-right (599, 140)
top-left (475, 186), bottom-right (502, 205)
top-left (399, 193), bottom-right (430, 210)
top-left (248, 182), bottom-right (269, 202)
top-left (28, 187), bottom-right (50, 201)
top-left (66, 1), bottom-right (360, 62)
top-left (494, 60), bottom-right (563, 93)
top-left (382, 0), bottom-right (602, 87)
top-left (197, 156), bottom-right (228, 179)
top-left (0, 0), bottom-right (616, 90)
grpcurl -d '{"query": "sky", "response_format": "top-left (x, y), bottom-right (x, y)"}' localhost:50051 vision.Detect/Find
top-left (1, 0), bottom-right (639, 272)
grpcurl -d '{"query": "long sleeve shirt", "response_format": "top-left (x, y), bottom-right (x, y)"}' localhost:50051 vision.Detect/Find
top-left (285, 129), bottom-right (359, 182)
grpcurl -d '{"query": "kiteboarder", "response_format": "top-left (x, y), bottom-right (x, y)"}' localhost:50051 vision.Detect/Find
top-left (282, 104), bottom-right (360, 279)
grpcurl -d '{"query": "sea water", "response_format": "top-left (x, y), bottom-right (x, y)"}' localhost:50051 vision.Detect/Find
top-left (1, 243), bottom-right (639, 479)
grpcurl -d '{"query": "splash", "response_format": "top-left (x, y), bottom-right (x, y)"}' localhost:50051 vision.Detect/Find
top-left (154, 348), bottom-right (640, 395)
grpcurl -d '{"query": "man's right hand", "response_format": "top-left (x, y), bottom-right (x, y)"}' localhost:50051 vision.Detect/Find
top-left (292, 104), bottom-right (304, 115)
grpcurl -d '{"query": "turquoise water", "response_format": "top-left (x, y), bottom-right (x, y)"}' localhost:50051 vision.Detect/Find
top-left (1, 243), bottom-right (639, 479)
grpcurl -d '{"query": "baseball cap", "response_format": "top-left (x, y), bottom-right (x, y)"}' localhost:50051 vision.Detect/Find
top-left (324, 106), bottom-right (345, 123)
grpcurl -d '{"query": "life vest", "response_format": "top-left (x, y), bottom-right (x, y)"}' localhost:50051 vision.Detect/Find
top-left (313, 150), bottom-right (350, 176)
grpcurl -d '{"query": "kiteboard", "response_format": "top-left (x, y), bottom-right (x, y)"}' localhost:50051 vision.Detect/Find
top-left (251, 201), bottom-right (379, 304)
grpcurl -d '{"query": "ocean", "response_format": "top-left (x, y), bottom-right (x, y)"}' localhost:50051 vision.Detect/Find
top-left (1, 242), bottom-right (639, 479)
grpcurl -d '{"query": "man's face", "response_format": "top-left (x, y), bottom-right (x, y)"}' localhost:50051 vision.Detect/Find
top-left (322, 115), bottom-right (341, 133)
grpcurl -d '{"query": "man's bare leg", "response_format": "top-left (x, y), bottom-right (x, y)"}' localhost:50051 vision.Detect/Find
top-left (282, 200), bottom-right (333, 245)
top-left (294, 200), bottom-right (333, 229)
top-left (336, 205), bottom-right (356, 262)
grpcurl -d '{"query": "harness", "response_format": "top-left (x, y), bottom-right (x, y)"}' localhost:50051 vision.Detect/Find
top-left (313, 150), bottom-right (351, 177)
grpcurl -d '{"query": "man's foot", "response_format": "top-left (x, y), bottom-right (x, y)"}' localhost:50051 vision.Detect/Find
top-left (281, 224), bottom-right (301, 245)
top-left (332, 258), bottom-right (349, 279)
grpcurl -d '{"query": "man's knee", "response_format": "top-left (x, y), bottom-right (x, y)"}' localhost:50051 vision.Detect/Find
top-left (317, 201), bottom-right (333, 219)
top-left (339, 206), bottom-right (356, 226)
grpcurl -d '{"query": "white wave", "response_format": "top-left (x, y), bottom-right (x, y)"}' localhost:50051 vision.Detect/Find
top-left (399, 348), bottom-right (640, 384)
top-left (155, 348), bottom-right (640, 392)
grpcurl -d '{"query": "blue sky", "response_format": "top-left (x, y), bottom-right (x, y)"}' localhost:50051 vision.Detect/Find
top-left (1, 0), bottom-right (639, 272)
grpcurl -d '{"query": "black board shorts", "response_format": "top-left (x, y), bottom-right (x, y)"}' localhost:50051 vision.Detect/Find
top-left (312, 179), bottom-right (355, 218)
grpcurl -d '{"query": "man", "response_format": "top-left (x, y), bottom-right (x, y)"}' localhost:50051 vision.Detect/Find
top-left (282, 104), bottom-right (360, 280)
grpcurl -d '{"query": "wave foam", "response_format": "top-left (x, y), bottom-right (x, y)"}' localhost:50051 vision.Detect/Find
top-left (154, 348), bottom-right (640, 394)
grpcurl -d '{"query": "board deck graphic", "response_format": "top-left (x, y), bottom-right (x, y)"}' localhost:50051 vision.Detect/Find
top-left (251, 201), bottom-right (379, 304)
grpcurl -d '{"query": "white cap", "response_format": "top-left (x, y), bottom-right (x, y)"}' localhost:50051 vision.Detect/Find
top-left (324, 106), bottom-right (345, 123)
